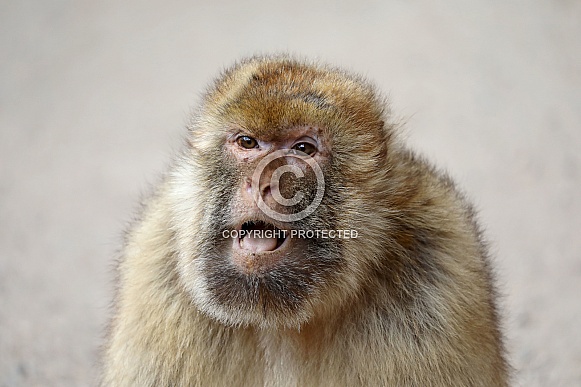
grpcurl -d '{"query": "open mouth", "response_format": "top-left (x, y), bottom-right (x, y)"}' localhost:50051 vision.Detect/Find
top-left (238, 220), bottom-right (288, 253)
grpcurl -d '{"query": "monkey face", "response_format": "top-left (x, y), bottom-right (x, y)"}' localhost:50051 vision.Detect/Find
top-left (183, 125), bottom-right (347, 329)
top-left (171, 57), bottom-right (389, 328)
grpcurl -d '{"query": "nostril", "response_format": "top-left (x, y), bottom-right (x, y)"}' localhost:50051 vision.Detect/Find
top-left (261, 185), bottom-right (271, 199)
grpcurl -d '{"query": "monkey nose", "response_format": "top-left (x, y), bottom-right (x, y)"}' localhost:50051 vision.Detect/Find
top-left (260, 180), bottom-right (279, 201)
top-left (244, 178), bottom-right (277, 204)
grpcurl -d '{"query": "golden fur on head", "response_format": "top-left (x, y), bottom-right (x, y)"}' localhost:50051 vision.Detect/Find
top-left (102, 55), bottom-right (509, 386)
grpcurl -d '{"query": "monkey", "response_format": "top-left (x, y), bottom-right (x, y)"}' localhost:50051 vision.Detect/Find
top-left (101, 55), bottom-right (509, 386)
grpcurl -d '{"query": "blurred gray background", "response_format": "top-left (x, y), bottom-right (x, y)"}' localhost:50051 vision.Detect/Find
top-left (1, 0), bottom-right (580, 386)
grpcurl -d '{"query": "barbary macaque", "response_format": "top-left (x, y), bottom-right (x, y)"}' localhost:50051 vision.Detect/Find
top-left (101, 55), bottom-right (509, 386)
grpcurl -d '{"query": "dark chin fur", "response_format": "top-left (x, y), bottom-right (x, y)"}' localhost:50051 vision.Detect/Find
top-left (192, 228), bottom-right (343, 328)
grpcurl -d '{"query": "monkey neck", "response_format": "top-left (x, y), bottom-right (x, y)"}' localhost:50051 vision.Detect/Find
top-left (255, 315), bottom-right (349, 380)
top-left (256, 299), bottom-right (361, 352)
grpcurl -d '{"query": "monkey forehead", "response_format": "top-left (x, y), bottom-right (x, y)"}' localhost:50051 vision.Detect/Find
top-left (202, 56), bottom-right (386, 138)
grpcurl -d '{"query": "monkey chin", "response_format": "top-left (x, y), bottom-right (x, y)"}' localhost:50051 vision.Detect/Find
top-left (183, 219), bottom-right (331, 330)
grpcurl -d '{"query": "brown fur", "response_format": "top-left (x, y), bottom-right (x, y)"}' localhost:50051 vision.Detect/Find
top-left (101, 55), bottom-right (509, 386)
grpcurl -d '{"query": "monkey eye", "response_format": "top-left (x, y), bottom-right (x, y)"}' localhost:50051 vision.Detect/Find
top-left (236, 136), bottom-right (258, 149)
top-left (292, 142), bottom-right (317, 156)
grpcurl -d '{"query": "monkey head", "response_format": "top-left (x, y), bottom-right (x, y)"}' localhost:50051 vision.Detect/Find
top-left (170, 56), bottom-right (394, 329)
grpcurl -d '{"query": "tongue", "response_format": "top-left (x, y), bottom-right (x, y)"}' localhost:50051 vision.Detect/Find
top-left (240, 233), bottom-right (278, 252)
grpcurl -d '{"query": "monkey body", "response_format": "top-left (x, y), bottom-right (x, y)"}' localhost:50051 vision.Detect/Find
top-left (102, 56), bottom-right (508, 386)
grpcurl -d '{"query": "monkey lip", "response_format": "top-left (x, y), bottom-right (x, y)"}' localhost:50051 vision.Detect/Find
top-left (230, 219), bottom-right (291, 273)
top-left (236, 220), bottom-right (288, 253)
